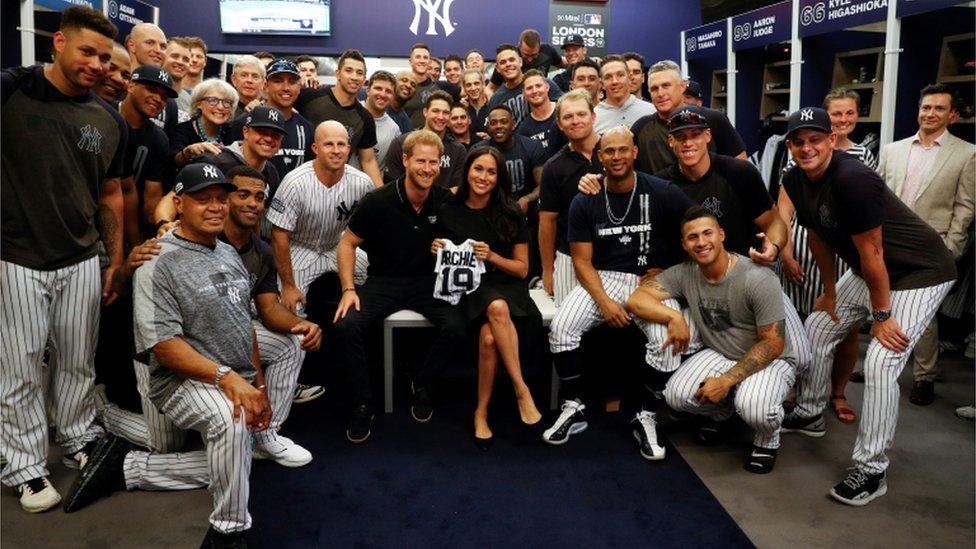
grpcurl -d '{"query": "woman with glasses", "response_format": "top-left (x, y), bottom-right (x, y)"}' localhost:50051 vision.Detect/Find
top-left (777, 88), bottom-right (878, 425)
top-left (431, 146), bottom-right (543, 450)
top-left (170, 78), bottom-right (239, 168)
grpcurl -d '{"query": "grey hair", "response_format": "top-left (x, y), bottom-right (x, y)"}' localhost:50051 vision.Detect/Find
top-left (232, 55), bottom-right (266, 79)
top-left (648, 59), bottom-right (683, 78)
top-left (189, 78), bottom-right (240, 108)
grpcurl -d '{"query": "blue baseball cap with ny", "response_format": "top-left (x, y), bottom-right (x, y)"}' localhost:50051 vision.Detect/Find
top-left (173, 163), bottom-right (236, 195)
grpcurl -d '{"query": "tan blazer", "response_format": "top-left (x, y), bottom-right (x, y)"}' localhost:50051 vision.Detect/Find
top-left (880, 130), bottom-right (975, 258)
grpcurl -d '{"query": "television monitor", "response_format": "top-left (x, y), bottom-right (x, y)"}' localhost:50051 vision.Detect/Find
top-left (219, 0), bottom-right (331, 36)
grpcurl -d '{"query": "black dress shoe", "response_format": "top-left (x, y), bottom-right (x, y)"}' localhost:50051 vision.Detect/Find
top-left (201, 525), bottom-right (248, 549)
top-left (909, 380), bottom-right (935, 406)
top-left (474, 434), bottom-right (494, 451)
top-left (63, 434), bottom-right (132, 513)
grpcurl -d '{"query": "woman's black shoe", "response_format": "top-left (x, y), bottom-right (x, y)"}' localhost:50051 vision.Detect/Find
top-left (473, 434), bottom-right (494, 451)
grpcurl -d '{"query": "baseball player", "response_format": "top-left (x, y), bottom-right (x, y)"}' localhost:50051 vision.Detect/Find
top-left (64, 164), bottom-right (270, 547)
top-left (538, 89), bottom-right (604, 306)
top-left (267, 121), bottom-right (375, 316)
top-left (542, 126), bottom-right (694, 460)
top-left (101, 165), bottom-right (322, 467)
top-left (577, 105), bottom-right (811, 378)
top-left (1, 6), bottom-right (127, 513)
top-left (628, 207), bottom-right (797, 474)
top-left (779, 108), bottom-right (957, 505)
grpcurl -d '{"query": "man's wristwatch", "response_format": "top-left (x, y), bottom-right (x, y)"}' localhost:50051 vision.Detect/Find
top-left (214, 365), bottom-right (232, 386)
top-left (872, 309), bottom-right (892, 322)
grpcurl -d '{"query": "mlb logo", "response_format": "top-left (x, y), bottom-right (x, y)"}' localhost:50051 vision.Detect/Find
top-left (584, 13), bottom-right (601, 25)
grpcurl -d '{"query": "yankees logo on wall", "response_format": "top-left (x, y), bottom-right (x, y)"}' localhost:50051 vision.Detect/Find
top-left (410, 0), bottom-right (455, 36)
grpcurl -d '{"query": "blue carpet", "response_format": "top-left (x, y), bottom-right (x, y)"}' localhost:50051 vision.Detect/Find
top-left (247, 391), bottom-right (753, 548)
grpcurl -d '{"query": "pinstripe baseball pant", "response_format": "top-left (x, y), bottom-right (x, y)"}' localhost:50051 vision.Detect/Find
top-left (549, 270), bottom-right (640, 355)
top-left (792, 270), bottom-right (954, 474)
top-left (290, 244), bottom-right (369, 295)
top-left (665, 349), bottom-right (795, 449)
top-left (1, 258), bottom-right (104, 486)
top-left (101, 359), bottom-right (186, 452)
top-left (552, 251), bottom-right (579, 308)
top-left (639, 292), bottom-right (810, 376)
top-left (252, 321), bottom-right (303, 445)
top-left (126, 379), bottom-right (252, 533)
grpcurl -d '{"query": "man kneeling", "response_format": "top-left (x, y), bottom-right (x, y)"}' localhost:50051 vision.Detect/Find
top-left (628, 206), bottom-right (796, 473)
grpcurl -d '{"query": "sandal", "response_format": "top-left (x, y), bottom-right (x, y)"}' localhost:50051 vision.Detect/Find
top-left (830, 395), bottom-right (856, 424)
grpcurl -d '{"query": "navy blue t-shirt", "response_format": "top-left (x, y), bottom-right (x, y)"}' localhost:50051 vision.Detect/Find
top-left (568, 172), bottom-right (694, 275)
top-left (473, 135), bottom-right (546, 197)
top-left (516, 108), bottom-right (567, 161)
top-left (225, 111), bottom-right (314, 178)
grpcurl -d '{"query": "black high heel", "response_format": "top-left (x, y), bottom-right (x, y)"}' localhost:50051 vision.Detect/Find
top-left (473, 434), bottom-right (494, 451)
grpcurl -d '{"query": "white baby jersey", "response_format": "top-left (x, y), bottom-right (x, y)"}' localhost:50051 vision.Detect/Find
top-left (433, 239), bottom-right (486, 305)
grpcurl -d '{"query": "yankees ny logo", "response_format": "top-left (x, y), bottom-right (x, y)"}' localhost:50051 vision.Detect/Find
top-left (336, 200), bottom-right (356, 221)
top-left (158, 69), bottom-right (169, 83)
top-left (800, 108), bottom-right (814, 121)
top-left (203, 165), bottom-right (220, 179)
top-left (268, 109), bottom-right (279, 121)
top-left (77, 125), bottom-right (102, 154)
top-left (410, 0), bottom-right (455, 37)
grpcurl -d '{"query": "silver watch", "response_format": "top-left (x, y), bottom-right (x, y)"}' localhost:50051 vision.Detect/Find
top-left (214, 365), bottom-right (232, 386)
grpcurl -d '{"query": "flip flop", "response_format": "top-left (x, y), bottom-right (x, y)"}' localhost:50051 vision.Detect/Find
top-left (830, 395), bottom-right (856, 424)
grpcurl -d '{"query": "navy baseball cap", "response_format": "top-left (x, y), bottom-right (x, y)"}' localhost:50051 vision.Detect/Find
top-left (244, 106), bottom-right (287, 134)
top-left (130, 65), bottom-right (178, 98)
top-left (667, 105), bottom-right (710, 134)
top-left (173, 163), bottom-right (236, 195)
top-left (561, 35), bottom-right (585, 49)
top-left (684, 80), bottom-right (702, 99)
top-left (786, 107), bottom-right (832, 139)
top-left (266, 58), bottom-right (300, 79)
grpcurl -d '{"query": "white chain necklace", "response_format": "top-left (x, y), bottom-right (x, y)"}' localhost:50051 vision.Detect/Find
top-left (604, 176), bottom-right (638, 226)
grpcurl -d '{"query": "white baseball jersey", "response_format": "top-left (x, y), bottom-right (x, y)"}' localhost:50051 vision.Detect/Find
top-left (265, 162), bottom-right (375, 272)
top-left (433, 239), bottom-right (486, 305)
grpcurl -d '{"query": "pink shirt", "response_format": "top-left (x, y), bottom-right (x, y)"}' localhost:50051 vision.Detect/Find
top-left (900, 130), bottom-right (947, 210)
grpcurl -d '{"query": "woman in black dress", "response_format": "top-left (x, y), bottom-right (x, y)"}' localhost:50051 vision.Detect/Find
top-left (432, 146), bottom-right (542, 449)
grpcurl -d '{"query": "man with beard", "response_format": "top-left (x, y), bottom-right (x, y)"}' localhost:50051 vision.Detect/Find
top-left (333, 130), bottom-right (466, 442)
top-left (488, 29), bottom-right (566, 92)
top-left (294, 49), bottom-right (382, 186)
top-left (362, 71), bottom-right (403, 172)
top-left (384, 90), bottom-right (466, 189)
top-left (389, 70), bottom-right (418, 134)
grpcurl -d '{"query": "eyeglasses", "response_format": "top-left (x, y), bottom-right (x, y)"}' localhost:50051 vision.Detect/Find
top-left (201, 96), bottom-right (234, 109)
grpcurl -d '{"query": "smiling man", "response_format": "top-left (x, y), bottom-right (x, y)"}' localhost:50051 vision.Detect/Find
top-left (362, 70), bottom-right (403, 172)
top-left (779, 107), bottom-right (957, 506)
top-left (485, 43), bottom-right (563, 127)
top-left (93, 42), bottom-right (131, 103)
top-left (628, 206), bottom-right (797, 474)
top-left (474, 104), bottom-right (546, 212)
top-left (384, 90), bottom-right (466, 189)
top-left (228, 59), bottom-right (314, 180)
top-left (542, 126), bottom-right (693, 458)
top-left (401, 43), bottom-right (446, 129)
top-left (518, 69), bottom-right (568, 161)
top-left (1, 5), bottom-right (128, 513)
top-left (594, 55), bottom-right (655, 135)
top-left (162, 37), bottom-right (193, 114)
top-left (333, 130), bottom-right (466, 442)
top-left (230, 55), bottom-right (266, 119)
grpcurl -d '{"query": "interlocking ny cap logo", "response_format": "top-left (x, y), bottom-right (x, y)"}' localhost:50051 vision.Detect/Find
top-left (268, 109), bottom-right (279, 121)
top-left (158, 69), bottom-right (169, 83)
top-left (800, 108), bottom-right (814, 121)
top-left (410, 0), bottom-right (455, 37)
top-left (203, 165), bottom-right (219, 179)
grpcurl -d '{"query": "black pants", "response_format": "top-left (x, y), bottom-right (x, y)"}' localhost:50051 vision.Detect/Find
top-left (333, 275), bottom-right (466, 407)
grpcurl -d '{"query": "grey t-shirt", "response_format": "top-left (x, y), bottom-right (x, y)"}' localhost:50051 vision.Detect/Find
top-left (351, 104), bottom-right (401, 172)
top-left (657, 255), bottom-right (796, 367)
top-left (133, 231), bottom-right (256, 408)
top-left (594, 95), bottom-right (656, 135)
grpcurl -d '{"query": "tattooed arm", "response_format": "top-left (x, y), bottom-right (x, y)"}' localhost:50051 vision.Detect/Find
top-left (98, 177), bottom-right (124, 305)
top-left (695, 319), bottom-right (786, 404)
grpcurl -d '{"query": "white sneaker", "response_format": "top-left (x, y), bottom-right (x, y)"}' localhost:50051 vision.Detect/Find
top-left (542, 399), bottom-right (588, 445)
top-left (253, 435), bottom-right (312, 467)
top-left (17, 476), bottom-right (61, 513)
top-left (632, 411), bottom-right (666, 461)
top-left (293, 383), bottom-right (326, 404)
top-left (62, 439), bottom-right (99, 470)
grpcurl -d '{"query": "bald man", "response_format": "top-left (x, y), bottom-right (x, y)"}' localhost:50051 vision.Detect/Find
top-left (124, 23), bottom-right (166, 69)
top-left (267, 121), bottom-right (375, 316)
top-left (125, 23), bottom-right (186, 134)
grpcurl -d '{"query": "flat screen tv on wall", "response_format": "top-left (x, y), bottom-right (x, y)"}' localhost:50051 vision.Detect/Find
top-left (219, 0), bottom-right (331, 36)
